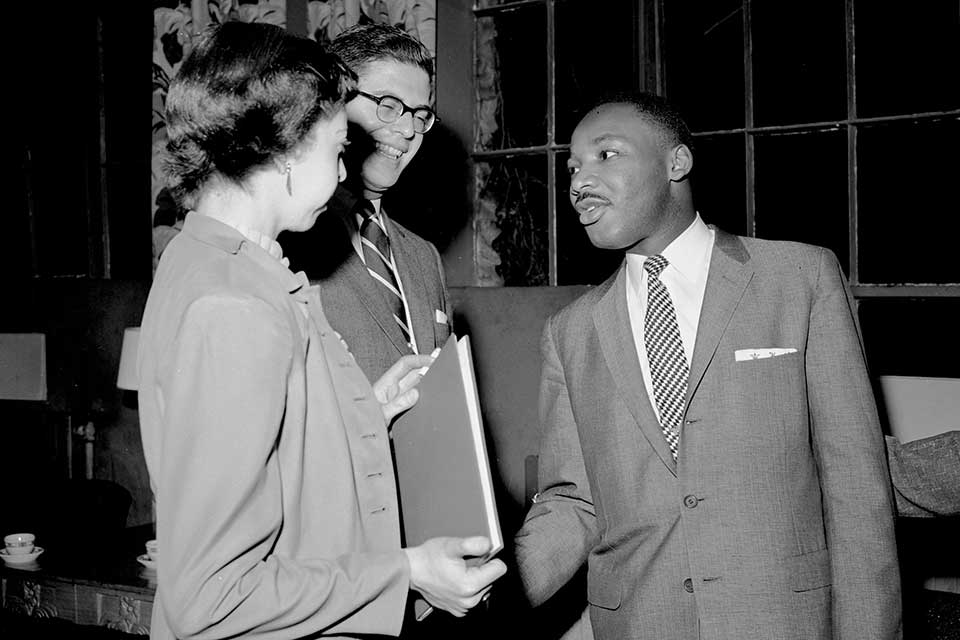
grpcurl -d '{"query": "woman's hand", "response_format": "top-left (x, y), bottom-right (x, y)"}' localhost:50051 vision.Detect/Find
top-left (403, 536), bottom-right (507, 617)
top-left (373, 353), bottom-right (436, 424)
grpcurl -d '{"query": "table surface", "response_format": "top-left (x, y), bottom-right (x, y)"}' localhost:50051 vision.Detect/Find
top-left (1, 524), bottom-right (156, 635)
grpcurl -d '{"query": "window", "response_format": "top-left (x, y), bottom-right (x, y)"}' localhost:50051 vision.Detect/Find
top-left (445, 0), bottom-right (958, 372)
top-left (6, 2), bottom-right (152, 279)
top-left (465, 0), bottom-right (646, 285)
top-left (661, 0), bottom-right (960, 375)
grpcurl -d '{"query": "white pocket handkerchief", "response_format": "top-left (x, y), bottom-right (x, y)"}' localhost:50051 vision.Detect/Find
top-left (435, 309), bottom-right (448, 324)
top-left (735, 347), bottom-right (797, 362)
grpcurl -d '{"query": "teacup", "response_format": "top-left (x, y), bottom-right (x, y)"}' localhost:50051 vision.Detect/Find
top-left (4, 532), bottom-right (36, 556)
top-left (145, 539), bottom-right (158, 561)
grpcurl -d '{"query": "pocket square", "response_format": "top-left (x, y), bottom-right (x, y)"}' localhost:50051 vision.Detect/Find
top-left (735, 347), bottom-right (797, 362)
top-left (435, 309), bottom-right (448, 324)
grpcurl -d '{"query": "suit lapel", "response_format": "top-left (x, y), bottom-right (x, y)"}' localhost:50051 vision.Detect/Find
top-left (595, 264), bottom-right (678, 473)
top-left (385, 214), bottom-right (435, 354)
top-left (687, 229), bottom-right (753, 402)
top-left (327, 206), bottom-right (410, 354)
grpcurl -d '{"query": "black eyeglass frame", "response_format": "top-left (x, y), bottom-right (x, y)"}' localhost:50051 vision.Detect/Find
top-left (355, 90), bottom-right (439, 133)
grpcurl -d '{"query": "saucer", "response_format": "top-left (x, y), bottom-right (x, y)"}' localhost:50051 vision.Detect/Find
top-left (0, 546), bottom-right (44, 565)
top-left (137, 554), bottom-right (156, 570)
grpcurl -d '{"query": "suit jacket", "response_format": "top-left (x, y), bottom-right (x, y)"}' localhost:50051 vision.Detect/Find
top-left (515, 229), bottom-right (901, 640)
top-left (283, 186), bottom-right (452, 382)
top-left (139, 213), bottom-right (410, 640)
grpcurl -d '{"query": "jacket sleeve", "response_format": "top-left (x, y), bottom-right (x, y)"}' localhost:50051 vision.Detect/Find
top-left (805, 249), bottom-right (902, 639)
top-left (514, 317), bottom-right (599, 607)
top-left (886, 432), bottom-right (960, 517)
top-left (154, 294), bottom-right (408, 640)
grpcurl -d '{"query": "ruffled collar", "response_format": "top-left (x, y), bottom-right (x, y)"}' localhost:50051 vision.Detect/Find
top-left (203, 215), bottom-right (290, 268)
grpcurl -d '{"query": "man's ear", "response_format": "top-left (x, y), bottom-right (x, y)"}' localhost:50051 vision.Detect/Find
top-left (668, 144), bottom-right (693, 182)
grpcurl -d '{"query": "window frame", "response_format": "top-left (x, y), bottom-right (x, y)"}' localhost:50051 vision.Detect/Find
top-left (447, 0), bottom-right (959, 296)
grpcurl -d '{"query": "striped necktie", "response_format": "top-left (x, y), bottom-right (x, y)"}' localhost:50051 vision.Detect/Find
top-left (643, 255), bottom-right (689, 459)
top-left (358, 201), bottom-right (412, 346)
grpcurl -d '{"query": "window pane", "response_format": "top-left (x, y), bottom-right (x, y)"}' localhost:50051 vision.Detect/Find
top-left (858, 118), bottom-right (960, 284)
top-left (555, 150), bottom-right (623, 285)
top-left (752, 1), bottom-right (847, 127)
top-left (555, 0), bottom-right (639, 143)
top-left (23, 7), bottom-right (100, 277)
top-left (691, 133), bottom-right (747, 236)
top-left (478, 156), bottom-right (549, 285)
top-left (476, 6), bottom-right (547, 151)
top-left (754, 130), bottom-right (849, 272)
top-left (663, 0), bottom-right (745, 132)
top-left (855, 1), bottom-right (960, 118)
top-left (859, 298), bottom-right (960, 377)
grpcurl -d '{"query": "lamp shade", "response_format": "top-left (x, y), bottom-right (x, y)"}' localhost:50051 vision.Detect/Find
top-left (117, 327), bottom-right (141, 391)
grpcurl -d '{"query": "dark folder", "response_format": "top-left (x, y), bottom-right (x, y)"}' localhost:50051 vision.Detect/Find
top-left (392, 334), bottom-right (503, 556)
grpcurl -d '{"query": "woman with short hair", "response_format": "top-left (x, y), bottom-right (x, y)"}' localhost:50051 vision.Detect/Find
top-left (138, 21), bottom-right (504, 640)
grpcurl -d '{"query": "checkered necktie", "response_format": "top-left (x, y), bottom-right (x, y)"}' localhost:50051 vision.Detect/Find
top-left (358, 201), bottom-right (411, 345)
top-left (643, 255), bottom-right (689, 459)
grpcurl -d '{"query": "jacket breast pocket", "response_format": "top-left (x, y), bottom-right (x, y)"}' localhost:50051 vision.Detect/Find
top-left (731, 352), bottom-right (805, 424)
top-left (587, 566), bottom-right (622, 610)
top-left (735, 351), bottom-right (801, 385)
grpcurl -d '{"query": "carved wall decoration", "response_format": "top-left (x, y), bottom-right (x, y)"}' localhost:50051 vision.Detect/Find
top-left (101, 594), bottom-right (150, 635)
top-left (151, 1), bottom-right (436, 273)
top-left (3, 580), bottom-right (59, 618)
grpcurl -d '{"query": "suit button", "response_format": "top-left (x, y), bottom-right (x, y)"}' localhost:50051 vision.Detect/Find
top-left (683, 495), bottom-right (698, 508)
top-left (683, 578), bottom-right (694, 593)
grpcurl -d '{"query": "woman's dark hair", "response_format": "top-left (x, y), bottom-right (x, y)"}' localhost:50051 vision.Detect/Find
top-left (330, 23), bottom-right (433, 79)
top-left (164, 21), bottom-right (357, 209)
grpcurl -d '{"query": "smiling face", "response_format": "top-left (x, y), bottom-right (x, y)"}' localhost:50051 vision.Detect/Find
top-left (567, 103), bottom-right (694, 255)
top-left (345, 59), bottom-right (431, 200)
top-left (280, 109), bottom-right (349, 233)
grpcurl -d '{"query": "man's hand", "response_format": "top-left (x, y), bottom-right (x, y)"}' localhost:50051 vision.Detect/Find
top-left (373, 353), bottom-right (435, 423)
top-left (403, 536), bottom-right (507, 617)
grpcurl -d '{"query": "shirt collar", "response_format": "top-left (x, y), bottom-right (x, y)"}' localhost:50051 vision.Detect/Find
top-left (181, 212), bottom-right (307, 294)
top-left (626, 213), bottom-right (711, 283)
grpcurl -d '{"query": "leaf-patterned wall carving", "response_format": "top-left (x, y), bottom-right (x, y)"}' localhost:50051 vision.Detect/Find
top-left (151, 1), bottom-right (436, 272)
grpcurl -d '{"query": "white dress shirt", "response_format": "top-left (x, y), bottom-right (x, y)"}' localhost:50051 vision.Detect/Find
top-left (626, 214), bottom-right (715, 422)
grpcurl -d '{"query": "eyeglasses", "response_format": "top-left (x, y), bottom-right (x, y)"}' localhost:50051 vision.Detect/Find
top-left (355, 91), bottom-right (438, 134)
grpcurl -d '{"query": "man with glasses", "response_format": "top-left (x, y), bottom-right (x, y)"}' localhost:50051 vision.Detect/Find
top-left (284, 23), bottom-right (451, 384)
top-left (282, 24), bottom-right (503, 639)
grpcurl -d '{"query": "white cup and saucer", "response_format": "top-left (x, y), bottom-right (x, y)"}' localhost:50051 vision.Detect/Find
top-left (1, 532), bottom-right (44, 567)
top-left (137, 539), bottom-right (158, 571)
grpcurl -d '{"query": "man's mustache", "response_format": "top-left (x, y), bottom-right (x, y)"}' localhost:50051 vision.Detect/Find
top-left (573, 190), bottom-right (609, 205)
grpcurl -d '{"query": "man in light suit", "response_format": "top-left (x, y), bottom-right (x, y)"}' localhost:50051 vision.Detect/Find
top-left (514, 91), bottom-right (902, 639)
top-left (284, 24), bottom-right (450, 381)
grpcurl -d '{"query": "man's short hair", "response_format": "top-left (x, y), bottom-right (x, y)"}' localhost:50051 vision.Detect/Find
top-left (582, 90), bottom-right (694, 152)
top-left (331, 23), bottom-right (433, 79)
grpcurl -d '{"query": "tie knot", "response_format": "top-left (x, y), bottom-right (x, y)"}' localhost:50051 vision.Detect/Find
top-left (358, 201), bottom-right (383, 239)
top-left (357, 199), bottom-right (377, 223)
top-left (358, 201), bottom-right (391, 258)
top-left (644, 255), bottom-right (669, 278)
